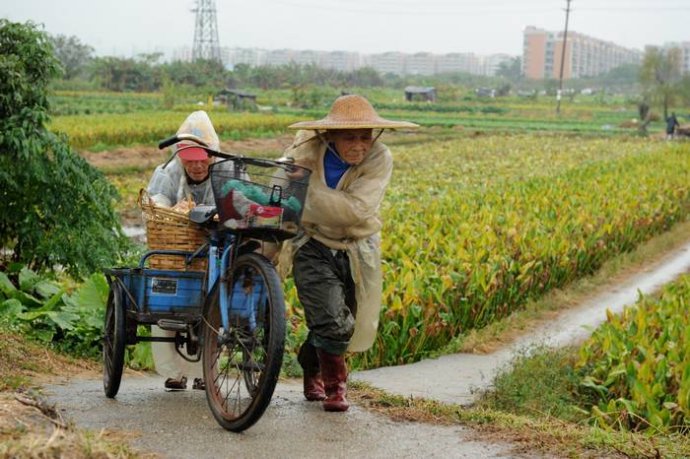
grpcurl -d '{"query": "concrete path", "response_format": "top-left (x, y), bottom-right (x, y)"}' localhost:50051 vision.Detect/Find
top-left (352, 241), bottom-right (690, 406)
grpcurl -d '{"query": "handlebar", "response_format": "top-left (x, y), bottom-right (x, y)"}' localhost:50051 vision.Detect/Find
top-left (158, 135), bottom-right (301, 172)
top-left (158, 134), bottom-right (209, 150)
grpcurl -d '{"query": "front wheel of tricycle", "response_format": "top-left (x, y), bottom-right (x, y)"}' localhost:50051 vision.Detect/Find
top-left (103, 282), bottom-right (126, 398)
top-left (202, 253), bottom-right (286, 432)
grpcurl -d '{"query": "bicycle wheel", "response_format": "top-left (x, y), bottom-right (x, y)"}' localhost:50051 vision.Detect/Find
top-left (103, 282), bottom-right (126, 398)
top-left (202, 252), bottom-right (286, 432)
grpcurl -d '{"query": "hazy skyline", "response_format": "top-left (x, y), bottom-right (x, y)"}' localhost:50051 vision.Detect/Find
top-left (2, 0), bottom-right (688, 59)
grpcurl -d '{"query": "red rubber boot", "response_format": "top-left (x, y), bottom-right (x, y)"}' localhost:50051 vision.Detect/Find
top-left (298, 342), bottom-right (325, 401)
top-left (317, 349), bottom-right (349, 412)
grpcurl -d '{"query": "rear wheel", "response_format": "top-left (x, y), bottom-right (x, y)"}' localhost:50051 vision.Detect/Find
top-left (103, 282), bottom-right (126, 398)
top-left (202, 253), bottom-right (285, 432)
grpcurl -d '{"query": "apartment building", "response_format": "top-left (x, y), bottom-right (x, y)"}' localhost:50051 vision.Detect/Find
top-left (367, 51), bottom-right (407, 75)
top-left (212, 46), bottom-right (513, 76)
top-left (523, 26), bottom-right (642, 80)
top-left (436, 53), bottom-right (481, 74)
top-left (320, 51), bottom-right (361, 72)
top-left (406, 52), bottom-right (436, 75)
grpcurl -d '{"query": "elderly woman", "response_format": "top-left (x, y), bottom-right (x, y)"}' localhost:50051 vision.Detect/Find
top-left (146, 110), bottom-right (220, 391)
top-left (280, 95), bottom-right (418, 411)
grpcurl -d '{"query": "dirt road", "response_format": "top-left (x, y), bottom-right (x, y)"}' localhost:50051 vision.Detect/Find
top-left (44, 376), bottom-right (516, 459)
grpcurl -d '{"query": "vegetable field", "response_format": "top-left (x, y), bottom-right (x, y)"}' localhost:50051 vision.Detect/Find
top-left (578, 273), bottom-right (690, 433)
top-left (281, 136), bottom-right (690, 369)
top-left (49, 111), bottom-right (303, 149)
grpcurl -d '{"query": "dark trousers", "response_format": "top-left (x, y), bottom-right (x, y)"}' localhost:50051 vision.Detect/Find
top-left (293, 238), bottom-right (357, 355)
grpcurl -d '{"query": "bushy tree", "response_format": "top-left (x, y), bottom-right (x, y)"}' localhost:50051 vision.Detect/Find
top-left (496, 56), bottom-right (522, 82)
top-left (49, 33), bottom-right (94, 79)
top-left (640, 46), bottom-right (683, 120)
top-left (0, 20), bottom-right (128, 277)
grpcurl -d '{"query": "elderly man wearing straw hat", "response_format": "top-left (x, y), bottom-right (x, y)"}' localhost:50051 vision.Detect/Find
top-left (280, 95), bottom-right (418, 411)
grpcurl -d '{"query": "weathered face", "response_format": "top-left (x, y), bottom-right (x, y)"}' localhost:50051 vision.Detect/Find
top-left (180, 157), bottom-right (213, 181)
top-left (328, 129), bottom-right (374, 166)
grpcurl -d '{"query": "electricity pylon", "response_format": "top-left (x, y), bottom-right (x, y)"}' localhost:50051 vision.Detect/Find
top-left (192, 0), bottom-right (221, 62)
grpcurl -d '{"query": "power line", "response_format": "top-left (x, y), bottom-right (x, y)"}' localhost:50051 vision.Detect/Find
top-left (263, 0), bottom-right (690, 15)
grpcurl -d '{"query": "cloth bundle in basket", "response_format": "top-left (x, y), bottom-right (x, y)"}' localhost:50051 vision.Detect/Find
top-left (139, 190), bottom-right (207, 271)
top-left (210, 159), bottom-right (310, 241)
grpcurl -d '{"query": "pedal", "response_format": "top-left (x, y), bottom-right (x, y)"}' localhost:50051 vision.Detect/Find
top-left (157, 319), bottom-right (188, 331)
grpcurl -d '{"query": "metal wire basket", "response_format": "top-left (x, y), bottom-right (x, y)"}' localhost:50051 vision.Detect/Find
top-left (210, 158), bottom-right (310, 241)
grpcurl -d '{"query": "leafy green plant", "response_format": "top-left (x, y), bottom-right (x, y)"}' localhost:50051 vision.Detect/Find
top-left (0, 264), bottom-right (152, 369)
top-left (0, 265), bottom-right (105, 358)
top-left (577, 275), bottom-right (690, 433)
top-left (0, 19), bottom-right (129, 278)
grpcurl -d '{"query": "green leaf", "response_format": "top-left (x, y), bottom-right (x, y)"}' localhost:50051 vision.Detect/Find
top-left (0, 272), bottom-right (17, 297)
top-left (17, 309), bottom-right (49, 321)
top-left (74, 273), bottom-right (109, 311)
top-left (41, 289), bottom-right (66, 312)
top-left (18, 267), bottom-right (40, 292)
top-left (0, 298), bottom-right (24, 317)
top-left (34, 280), bottom-right (61, 299)
top-left (28, 328), bottom-right (55, 343)
top-left (46, 310), bottom-right (79, 330)
top-left (11, 290), bottom-right (42, 309)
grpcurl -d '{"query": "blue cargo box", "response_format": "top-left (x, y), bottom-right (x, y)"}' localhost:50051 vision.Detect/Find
top-left (110, 268), bottom-right (205, 314)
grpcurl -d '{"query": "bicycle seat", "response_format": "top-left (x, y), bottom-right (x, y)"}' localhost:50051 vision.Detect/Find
top-left (189, 205), bottom-right (217, 224)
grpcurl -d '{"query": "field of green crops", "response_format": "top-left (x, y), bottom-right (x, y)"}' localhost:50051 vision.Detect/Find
top-left (48, 89), bottom-right (666, 152)
top-left (49, 111), bottom-right (303, 150)
top-left (272, 135), bottom-right (690, 369)
top-left (578, 273), bottom-right (690, 433)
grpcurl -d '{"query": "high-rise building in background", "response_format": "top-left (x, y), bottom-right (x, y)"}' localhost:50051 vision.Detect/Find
top-left (522, 26), bottom-right (642, 80)
top-left (206, 47), bottom-right (513, 77)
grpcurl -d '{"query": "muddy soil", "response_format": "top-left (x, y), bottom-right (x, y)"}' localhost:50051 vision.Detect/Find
top-left (81, 136), bottom-right (295, 171)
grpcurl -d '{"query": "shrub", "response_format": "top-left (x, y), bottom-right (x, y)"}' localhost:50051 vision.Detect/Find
top-left (0, 20), bottom-right (128, 277)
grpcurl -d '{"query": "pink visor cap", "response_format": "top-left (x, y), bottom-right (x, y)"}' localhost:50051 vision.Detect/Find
top-left (177, 143), bottom-right (209, 161)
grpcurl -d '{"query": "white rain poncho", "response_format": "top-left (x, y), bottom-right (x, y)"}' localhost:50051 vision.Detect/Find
top-left (280, 130), bottom-right (392, 352)
top-left (146, 111), bottom-right (219, 383)
top-left (147, 110), bottom-right (221, 207)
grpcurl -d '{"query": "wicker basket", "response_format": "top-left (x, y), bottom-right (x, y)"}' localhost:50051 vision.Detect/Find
top-left (139, 190), bottom-right (207, 271)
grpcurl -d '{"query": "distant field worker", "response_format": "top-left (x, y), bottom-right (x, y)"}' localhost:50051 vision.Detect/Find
top-left (146, 110), bottom-right (220, 391)
top-left (666, 112), bottom-right (680, 140)
top-left (279, 95), bottom-right (418, 411)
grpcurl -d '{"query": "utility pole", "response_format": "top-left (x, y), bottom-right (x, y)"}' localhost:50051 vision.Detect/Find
top-left (192, 0), bottom-right (221, 63)
top-left (556, 0), bottom-right (572, 115)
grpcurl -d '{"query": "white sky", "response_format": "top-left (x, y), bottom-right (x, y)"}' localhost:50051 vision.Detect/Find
top-left (1, 0), bottom-right (688, 58)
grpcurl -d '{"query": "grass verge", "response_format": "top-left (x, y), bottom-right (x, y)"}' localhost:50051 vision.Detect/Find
top-left (0, 331), bottom-right (150, 458)
top-left (350, 378), bottom-right (690, 458)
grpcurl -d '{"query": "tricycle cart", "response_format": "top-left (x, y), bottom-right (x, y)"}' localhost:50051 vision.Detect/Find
top-left (102, 135), bottom-right (310, 432)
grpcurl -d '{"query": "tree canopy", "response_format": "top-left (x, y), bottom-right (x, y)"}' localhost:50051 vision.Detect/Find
top-left (0, 20), bottom-right (128, 277)
top-left (640, 46), bottom-right (683, 120)
top-left (49, 34), bottom-right (94, 79)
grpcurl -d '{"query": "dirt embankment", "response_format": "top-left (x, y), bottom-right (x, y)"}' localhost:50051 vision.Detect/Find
top-left (80, 136), bottom-right (295, 171)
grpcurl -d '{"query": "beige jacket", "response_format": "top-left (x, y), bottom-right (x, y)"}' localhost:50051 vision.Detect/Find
top-left (281, 130), bottom-right (392, 352)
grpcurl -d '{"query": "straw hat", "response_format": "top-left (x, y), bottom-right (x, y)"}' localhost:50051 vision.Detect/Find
top-left (288, 95), bottom-right (419, 130)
